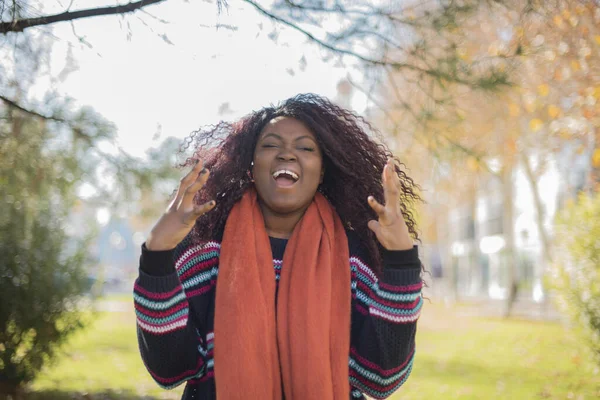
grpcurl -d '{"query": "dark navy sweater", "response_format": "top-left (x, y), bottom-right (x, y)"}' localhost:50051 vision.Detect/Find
top-left (134, 231), bottom-right (422, 399)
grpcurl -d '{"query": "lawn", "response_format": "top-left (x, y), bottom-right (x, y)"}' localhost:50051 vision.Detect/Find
top-left (24, 299), bottom-right (600, 399)
top-left (395, 302), bottom-right (600, 399)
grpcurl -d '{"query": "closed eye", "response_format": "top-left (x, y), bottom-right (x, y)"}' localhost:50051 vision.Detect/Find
top-left (300, 147), bottom-right (315, 152)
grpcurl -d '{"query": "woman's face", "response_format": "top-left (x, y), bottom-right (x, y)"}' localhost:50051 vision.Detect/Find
top-left (252, 116), bottom-right (323, 215)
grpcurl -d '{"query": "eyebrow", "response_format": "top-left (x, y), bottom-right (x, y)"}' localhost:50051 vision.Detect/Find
top-left (261, 133), bottom-right (317, 142)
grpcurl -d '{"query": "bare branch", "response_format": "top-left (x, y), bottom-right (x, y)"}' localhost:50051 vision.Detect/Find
top-left (0, 0), bottom-right (167, 34)
top-left (0, 94), bottom-right (66, 122)
top-left (377, 67), bottom-right (498, 176)
top-left (244, 0), bottom-right (511, 89)
top-left (242, 0), bottom-right (426, 73)
top-left (279, 0), bottom-right (426, 27)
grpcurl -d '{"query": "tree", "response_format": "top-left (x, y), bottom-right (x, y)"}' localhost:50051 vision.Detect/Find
top-left (374, 0), bottom-right (599, 316)
top-left (0, 2), bottom-right (525, 390)
top-left (0, 101), bottom-right (95, 396)
top-left (0, 10), bottom-right (182, 394)
top-left (0, 0), bottom-right (513, 123)
top-left (548, 191), bottom-right (600, 367)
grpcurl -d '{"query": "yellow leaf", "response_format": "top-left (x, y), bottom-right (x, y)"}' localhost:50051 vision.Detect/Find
top-left (457, 48), bottom-right (470, 61)
top-left (571, 60), bottom-right (580, 71)
top-left (593, 149), bottom-right (600, 168)
top-left (554, 15), bottom-right (564, 28)
top-left (562, 9), bottom-right (571, 19)
top-left (467, 157), bottom-right (479, 171)
top-left (515, 27), bottom-right (525, 37)
top-left (507, 138), bottom-right (517, 154)
top-left (525, 102), bottom-right (537, 113)
top-left (595, 35), bottom-right (600, 45)
top-left (568, 16), bottom-right (578, 27)
top-left (530, 118), bottom-right (544, 132)
top-left (548, 105), bottom-right (561, 118)
top-left (554, 69), bottom-right (563, 81)
top-left (586, 87), bottom-right (595, 96)
top-left (509, 103), bottom-right (520, 117)
top-left (538, 84), bottom-right (550, 97)
top-left (565, 197), bottom-right (575, 208)
top-left (594, 86), bottom-right (600, 99)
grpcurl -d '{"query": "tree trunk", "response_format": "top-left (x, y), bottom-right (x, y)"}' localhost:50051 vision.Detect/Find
top-left (502, 159), bottom-right (518, 318)
top-left (0, 380), bottom-right (24, 400)
top-left (521, 152), bottom-right (553, 314)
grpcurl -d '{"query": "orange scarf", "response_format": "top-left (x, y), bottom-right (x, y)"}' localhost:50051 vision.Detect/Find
top-left (214, 188), bottom-right (351, 399)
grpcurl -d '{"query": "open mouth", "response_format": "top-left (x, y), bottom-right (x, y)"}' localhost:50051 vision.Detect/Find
top-left (272, 169), bottom-right (299, 187)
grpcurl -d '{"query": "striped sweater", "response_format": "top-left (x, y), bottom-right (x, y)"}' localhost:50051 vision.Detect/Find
top-left (134, 230), bottom-right (423, 399)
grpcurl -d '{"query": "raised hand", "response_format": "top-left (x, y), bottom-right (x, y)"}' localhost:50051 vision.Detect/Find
top-left (145, 160), bottom-right (216, 251)
top-left (367, 159), bottom-right (413, 251)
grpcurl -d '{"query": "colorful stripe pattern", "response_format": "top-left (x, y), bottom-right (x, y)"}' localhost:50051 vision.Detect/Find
top-left (188, 331), bottom-right (215, 384)
top-left (351, 256), bottom-right (423, 323)
top-left (149, 356), bottom-right (205, 390)
top-left (348, 256), bottom-right (421, 397)
top-left (135, 241), bottom-right (421, 399)
top-left (134, 284), bottom-right (189, 334)
top-left (274, 259), bottom-right (283, 281)
top-left (175, 241), bottom-right (220, 297)
top-left (349, 346), bottom-right (415, 399)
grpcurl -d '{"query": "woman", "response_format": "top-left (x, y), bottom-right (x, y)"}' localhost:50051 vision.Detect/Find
top-left (134, 93), bottom-right (423, 400)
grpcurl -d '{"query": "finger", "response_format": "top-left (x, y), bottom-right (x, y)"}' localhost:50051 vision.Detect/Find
top-left (367, 219), bottom-right (383, 238)
top-left (383, 159), bottom-right (401, 216)
top-left (183, 200), bottom-right (216, 224)
top-left (177, 159), bottom-right (205, 195)
top-left (193, 199), bottom-right (216, 216)
top-left (368, 196), bottom-right (387, 219)
top-left (182, 168), bottom-right (210, 203)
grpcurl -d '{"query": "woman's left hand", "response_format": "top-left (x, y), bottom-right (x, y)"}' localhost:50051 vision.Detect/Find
top-left (367, 159), bottom-right (414, 251)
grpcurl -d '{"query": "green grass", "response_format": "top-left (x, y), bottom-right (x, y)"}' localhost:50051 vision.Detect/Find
top-left (29, 309), bottom-right (183, 400)
top-left (23, 299), bottom-right (600, 399)
top-left (394, 302), bottom-right (600, 399)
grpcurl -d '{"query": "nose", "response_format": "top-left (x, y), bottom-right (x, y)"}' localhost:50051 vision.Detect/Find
top-left (276, 148), bottom-right (297, 162)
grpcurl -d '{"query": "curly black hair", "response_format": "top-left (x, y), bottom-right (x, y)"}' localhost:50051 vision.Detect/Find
top-left (179, 93), bottom-right (421, 276)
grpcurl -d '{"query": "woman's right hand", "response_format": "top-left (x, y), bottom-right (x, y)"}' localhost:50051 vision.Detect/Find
top-left (145, 160), bottom-right (216, 251)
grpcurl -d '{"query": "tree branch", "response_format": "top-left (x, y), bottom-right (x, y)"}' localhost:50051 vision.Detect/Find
top-left (0, 94), bottom-right (66, 122)
top-left (0, 0), bottom-right (167, 34)
top-left (241, 0), bottom-right (425, 73)
top-left (243, 0), bottom-right (508, 89)
top-left (278, 0), bottom-right (426, 27)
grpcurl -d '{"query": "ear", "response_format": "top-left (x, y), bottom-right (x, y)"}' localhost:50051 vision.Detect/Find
top-left (319, 168), bottom-right (325, 184)
top-left (248, 161), bottom-right (255, 182)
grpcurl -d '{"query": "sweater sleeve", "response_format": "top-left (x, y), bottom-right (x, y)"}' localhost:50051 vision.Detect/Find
top-left (134, 237), bottom-right (217, 389)
top-left (348, 238), bottom-right (423, 399)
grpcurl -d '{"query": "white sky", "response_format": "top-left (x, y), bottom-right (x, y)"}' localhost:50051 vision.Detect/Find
top-left (38, 0), bottom-right (368, 158)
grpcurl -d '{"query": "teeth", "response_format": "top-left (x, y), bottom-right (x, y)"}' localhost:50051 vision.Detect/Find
top-left (272, 169), bottom-right (299, 181)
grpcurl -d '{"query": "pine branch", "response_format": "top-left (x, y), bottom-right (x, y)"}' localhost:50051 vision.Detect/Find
top-left (0, 0), bottom-right (167, 34)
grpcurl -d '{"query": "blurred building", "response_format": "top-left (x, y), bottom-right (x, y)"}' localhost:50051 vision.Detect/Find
top-left (69, 201), bottom-right (146, 295)
top-left (92, 216), bottom-right (141, 291)
top-left (435, 144), bottom-right (593, 303)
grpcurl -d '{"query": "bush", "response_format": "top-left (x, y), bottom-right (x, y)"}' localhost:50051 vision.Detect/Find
top-left (0, 117), bottom-right (91, 395)
top-left (548, 192), bottom-right (600, 366)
